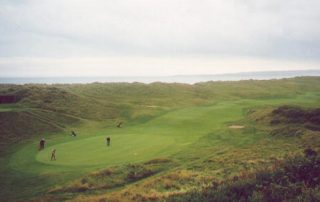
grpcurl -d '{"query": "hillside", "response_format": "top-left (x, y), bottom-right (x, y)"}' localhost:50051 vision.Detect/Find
top-left (0, 77), bottom-right (320, 201)
top-left (1, 76), bottom-right (320, 148)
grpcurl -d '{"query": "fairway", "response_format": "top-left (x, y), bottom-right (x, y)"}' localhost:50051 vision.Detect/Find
top-left (35, 101), bottom-right (246, 168)
top-left (37, 134), bottom-right (175, 166)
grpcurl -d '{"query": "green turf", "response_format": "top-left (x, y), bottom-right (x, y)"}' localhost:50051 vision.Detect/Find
top-left (37, 134), bottom-right (175, 166)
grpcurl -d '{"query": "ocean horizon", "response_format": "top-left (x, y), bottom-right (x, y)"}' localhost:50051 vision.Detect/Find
top-left (1, 70), bottom-right (320, 85)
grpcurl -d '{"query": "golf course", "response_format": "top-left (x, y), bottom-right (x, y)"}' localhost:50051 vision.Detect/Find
top-left (1, 77), bottom-right (320, 201)
top-left (2, 0), bottom-right (320, 200)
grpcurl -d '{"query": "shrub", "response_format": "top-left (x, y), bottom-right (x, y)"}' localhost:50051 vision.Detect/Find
top-left (304, 148), bottom-right (318, 158)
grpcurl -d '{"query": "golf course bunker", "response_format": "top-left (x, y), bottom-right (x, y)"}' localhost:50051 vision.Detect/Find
top-left (36, 134), bottom-right (175, 166)
top-left (229, 125), bottom-right (245, 129)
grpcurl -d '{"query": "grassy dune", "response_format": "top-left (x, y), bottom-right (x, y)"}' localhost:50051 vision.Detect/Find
top-left (0, 77), bottom-right (320, 201)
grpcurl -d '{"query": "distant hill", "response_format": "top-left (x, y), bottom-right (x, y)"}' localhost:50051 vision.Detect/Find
top-left (172, 69), bottom-right (320, 83)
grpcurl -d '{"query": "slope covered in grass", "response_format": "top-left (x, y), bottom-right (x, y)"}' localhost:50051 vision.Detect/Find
top-left (0, 77), bottom-right (320, 201)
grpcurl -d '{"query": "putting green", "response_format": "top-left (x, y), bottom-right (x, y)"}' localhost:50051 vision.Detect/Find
top-left (33, 96), bottom-right (315, 168)
top-left (36, 134), bottom-right (175, 166)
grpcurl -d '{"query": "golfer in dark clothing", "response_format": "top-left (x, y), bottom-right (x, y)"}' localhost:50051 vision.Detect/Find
top-left (117, 122), bottom-right (123, 128)
top-left (39, 138), bottom-right (46, 150)
top-left (71, 130), bottom-right (77, 137)
top-left (51, 149), bottom-right (56, 161)
top-left (106, 137), bottom-right (111, 146)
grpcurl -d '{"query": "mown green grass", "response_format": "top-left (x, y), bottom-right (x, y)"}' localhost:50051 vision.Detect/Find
top-left (37, 134), bottom-right (175, 166)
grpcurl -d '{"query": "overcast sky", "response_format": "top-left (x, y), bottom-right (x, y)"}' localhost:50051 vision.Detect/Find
top-left (0, 0), bottom-right (320, 77)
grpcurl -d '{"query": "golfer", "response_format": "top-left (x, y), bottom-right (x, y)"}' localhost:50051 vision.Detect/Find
top-left (106, 137), bottom-right (111, 146)
top-left (39, 138), bottom-right (46, 151)
top-left (51, 149), bottom-right (56, 161)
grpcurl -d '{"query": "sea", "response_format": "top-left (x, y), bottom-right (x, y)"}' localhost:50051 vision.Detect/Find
top-left (1, 70), bottom-right (320, 85)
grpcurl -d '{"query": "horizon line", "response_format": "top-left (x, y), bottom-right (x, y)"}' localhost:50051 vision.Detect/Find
top-left (1, 69), bottom-right (320, 78)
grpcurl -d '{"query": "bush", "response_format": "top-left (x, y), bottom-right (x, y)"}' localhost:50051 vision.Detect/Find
top-left (271, 106), bottom-right (320, 128)
top-left (304, 148), bottom-right (317, 158)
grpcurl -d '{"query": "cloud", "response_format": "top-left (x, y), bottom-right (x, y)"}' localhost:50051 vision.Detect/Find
top-left (0, 0), bottom-right (319, 76)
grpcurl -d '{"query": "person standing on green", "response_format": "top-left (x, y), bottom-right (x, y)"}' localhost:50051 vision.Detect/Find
top-left (106, 137), bottom-right (111, 146)
top-left (39, 138), bottom-right (46, 150)
top-left (51, 149), bottom-right (56, 161)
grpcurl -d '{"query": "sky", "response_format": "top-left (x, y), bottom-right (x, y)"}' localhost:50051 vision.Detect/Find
top-left (0, 0), bottom-right (320, 77)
